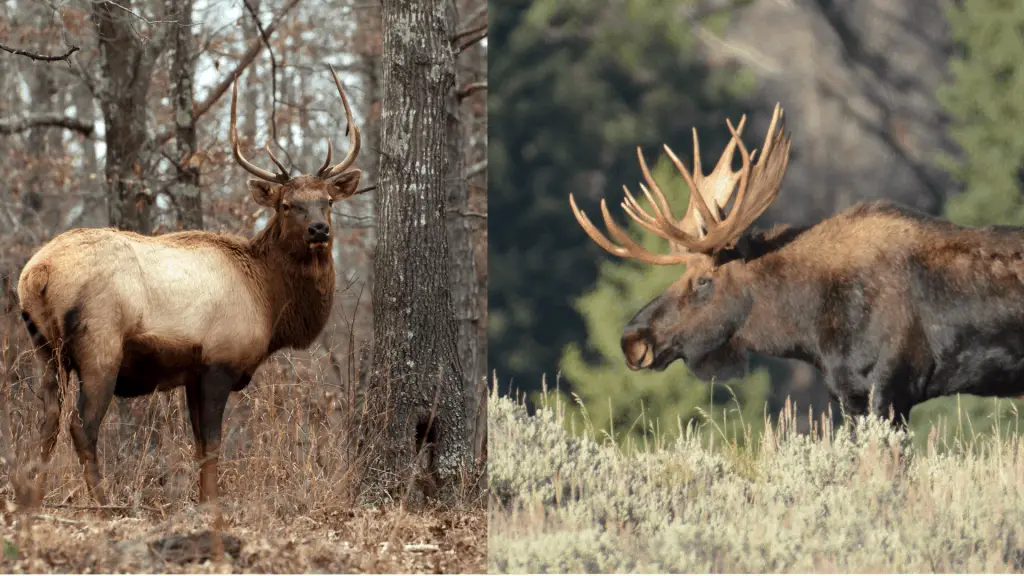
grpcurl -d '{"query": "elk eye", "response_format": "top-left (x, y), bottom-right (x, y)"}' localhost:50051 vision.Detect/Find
top-left (328, 199), bottom-right (334, 207)
top-left (281, 202), bottom-right (291, 212)
top-left (695, 276), bottom-right (713, 290)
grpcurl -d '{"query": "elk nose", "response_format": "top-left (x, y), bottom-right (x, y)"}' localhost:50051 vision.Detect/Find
top-left (621, 329), bottom-right (655, 370)
top-left (308, 222), bottom-right (330, 240)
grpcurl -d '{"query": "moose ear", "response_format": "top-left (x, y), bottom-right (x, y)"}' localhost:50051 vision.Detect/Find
top-left (327, 169), bottom-right (362, 201)
top-left (248, 179), bottom-right (280, 207)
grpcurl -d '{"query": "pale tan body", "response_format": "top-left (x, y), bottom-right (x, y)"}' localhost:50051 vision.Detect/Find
top-left (20, 228), bottom-right (274, 387)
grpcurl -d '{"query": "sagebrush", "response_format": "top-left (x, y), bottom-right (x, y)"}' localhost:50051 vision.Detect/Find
top-left (489, 389), bottom-right (1024, 573)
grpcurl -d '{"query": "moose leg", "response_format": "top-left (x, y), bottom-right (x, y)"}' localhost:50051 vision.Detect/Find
top-left (869, 383), bottom-right (912, 430)
top-left (863, 345), bottom-right (917, 430)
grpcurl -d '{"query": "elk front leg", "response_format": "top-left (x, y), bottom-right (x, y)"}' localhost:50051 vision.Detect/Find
top-left (185, 366), bottom-right (233, 505)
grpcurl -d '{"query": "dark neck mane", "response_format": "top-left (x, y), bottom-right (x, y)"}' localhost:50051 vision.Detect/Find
top-left (247, 218), bottom-right (336, 353)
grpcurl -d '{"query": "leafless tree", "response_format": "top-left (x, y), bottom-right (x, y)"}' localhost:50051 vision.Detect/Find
top-left (366, 0), bottom-right (472, 502)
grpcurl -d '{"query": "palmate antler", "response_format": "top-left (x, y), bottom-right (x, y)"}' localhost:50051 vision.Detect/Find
top-left (230, 64), bottom-right (361, 183)
top-left (569, 103), bottom-right (792, 266)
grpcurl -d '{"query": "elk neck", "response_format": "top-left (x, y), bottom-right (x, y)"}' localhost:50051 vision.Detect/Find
top-left (247, 216), bottom-right (337, 353)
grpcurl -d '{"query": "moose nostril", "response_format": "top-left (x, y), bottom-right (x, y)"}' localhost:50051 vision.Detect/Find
top-left (621, 330), bottom-right (655, 370)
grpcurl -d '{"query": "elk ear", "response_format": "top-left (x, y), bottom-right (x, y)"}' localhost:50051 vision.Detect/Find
top-left (327, 169), bottom-right (362, 201)
top-left (248, 179), bottom-right (280, 207)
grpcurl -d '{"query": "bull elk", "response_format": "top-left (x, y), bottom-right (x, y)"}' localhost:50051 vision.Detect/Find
top-left (570, 104), bottom-right (1024, 428)
top-left (16, 66), bottom-right (363, 508)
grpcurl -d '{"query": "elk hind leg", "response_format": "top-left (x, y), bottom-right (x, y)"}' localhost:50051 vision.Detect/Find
top-left (32, 350), bottom-right (69, 500)
top-left (67, 330), bottom-right (121, 508)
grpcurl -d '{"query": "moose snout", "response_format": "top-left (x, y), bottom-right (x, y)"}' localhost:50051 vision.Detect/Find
top-left (621, 328), bottom-right (655, 370)
top-left (307, 222), bottom-right (330, 243)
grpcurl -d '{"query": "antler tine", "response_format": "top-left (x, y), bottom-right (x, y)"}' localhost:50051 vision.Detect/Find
top-left (321, 64), bottom-right (362, 180)
top-left (662, 144), bottom-right (708, 239)
top-left (264, 141), bottom-right (291, 179)
top-left (316, 138), bottom-right (333, 178)
top-left (638, 146), bottom-right (716, 239)
top-left (705, 114), bottom-right (747, 219)
top-left (568, 194), bottom-right (697, 266)
top-left (620, 185), bottom-right (685, 244)
top-left (697, 103), bottom-right (791, 250)
top-left (230, 77), bottom-right (287, 183)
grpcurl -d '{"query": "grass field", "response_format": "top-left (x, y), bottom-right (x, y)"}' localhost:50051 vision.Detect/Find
top-left (489, 385), bottom-right (1024, 573)
top-left (0, 338), bottom-right (486, 573)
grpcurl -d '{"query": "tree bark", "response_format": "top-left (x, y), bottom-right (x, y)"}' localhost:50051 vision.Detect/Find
top-left (444, 0), bottom-right (483, 461)
top-left (90, 0), bottom-right (165, 233)
top-left (169, 0), bottom-right (202, 230)
top-left (366, 0), bottom-right (468, 503)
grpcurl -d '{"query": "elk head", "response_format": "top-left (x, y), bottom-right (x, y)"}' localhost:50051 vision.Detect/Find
top-left (569, 104), bottom-right (792, 380)
top-left (230, 65), bottom-right (363, 258)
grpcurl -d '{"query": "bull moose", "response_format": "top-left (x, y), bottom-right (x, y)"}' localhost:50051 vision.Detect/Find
top-left (570, 104), bottom-right (1024, 428)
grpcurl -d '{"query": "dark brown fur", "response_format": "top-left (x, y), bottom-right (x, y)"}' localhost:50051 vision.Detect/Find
top-left (622, 200), bottom-right (1024, 427)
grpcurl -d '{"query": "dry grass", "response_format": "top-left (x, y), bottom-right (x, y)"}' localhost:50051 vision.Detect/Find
top-left (489, 385), bottom-right (1024, 573)
top-left (0, 314), bottom-right (486, 573)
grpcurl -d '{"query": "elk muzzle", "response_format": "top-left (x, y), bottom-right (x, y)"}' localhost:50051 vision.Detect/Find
top-left (307, 222), bottom-right (330, 245)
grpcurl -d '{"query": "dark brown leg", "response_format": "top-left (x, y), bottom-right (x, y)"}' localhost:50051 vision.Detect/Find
top-left (67, 369), bottom-right (116, 507)
top-left (33, 354), bottom-right (65, 496)
top-left (185, 366), bottom-right (233, 561)
top-left (185, 368), bottom-right (231, 504)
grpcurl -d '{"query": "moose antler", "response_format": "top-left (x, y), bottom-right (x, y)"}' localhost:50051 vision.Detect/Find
top-left (317, 64), bottom-right (361, 180)
top-left (569, 103), bottom-right (791, 265)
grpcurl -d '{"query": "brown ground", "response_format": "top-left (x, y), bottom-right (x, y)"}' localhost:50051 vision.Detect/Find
top-left (0, 337), bottom-right (486, 574)
top-left (0, 502), bottom-right (485, 573)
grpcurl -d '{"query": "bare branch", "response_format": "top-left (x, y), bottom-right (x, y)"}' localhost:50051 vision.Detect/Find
top-left (467, 159), bottom-right (486, 178)
top-left (0, 113), bottom-right (94, 136)
top-left (0, 42), bottom-right (79, 62)
top-left (457, 81), bottom-right (486, 100)
top-left (154, 0), bottom-right (302, 147)
top-left (452, 22), bottom-right (487, 54)
top-left (241, 0), bottom-right (293, 169)
top-left (447, 207), bottom-right (487, 220)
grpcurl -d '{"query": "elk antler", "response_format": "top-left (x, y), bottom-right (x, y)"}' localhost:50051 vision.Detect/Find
top-left (569, 103), bottom-right (791, 265)
top-left (317, 64), bottom-right (361, 180)
top-left (229, 75), bottom-right (290, 184)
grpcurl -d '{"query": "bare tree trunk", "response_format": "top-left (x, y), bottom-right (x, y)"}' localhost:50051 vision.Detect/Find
top-left (443, 0), bottom-right (482, 461)
top-left (90, 0), bottom-right (165, 233)
top-left (466, 2), bottom-right (487, 463)
top-left (22, 3), bottom-right (58, 231)
top-left (365, 0), bottom-right (468, 503)
top-left (169, 0), bottom-right (202, 230)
